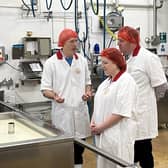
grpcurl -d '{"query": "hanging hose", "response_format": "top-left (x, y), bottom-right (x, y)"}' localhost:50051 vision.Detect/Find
top-left (21, 0), bottom-right (31, 16)
top-left (30, 0), bottom-right (36, 17)
top-left (59, 0), bottom-right (89, 58)
top-left (74, 0), bottom-right (89, 57)
top-left (74, 0), bottom-right (79, 33)
top-left (103, 0), bottom-right (106, 49)
top-left (60, 0), bottom-right (73, 10)
top-left (82, 0), bottom-right (88, 42)
top-left (46, 0), bottom-right (53, 10)
top-left (90, 0), bottom-right (99, 15)
top-left (107, 36), bottom-right (114, 48)
top-left (74, 0), bottom-right (88, 43)
top-left (22, 0), bottom-right (30, 10)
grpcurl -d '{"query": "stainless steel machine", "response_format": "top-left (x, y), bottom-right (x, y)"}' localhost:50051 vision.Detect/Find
top-left (158, 90), bottom-right (168, 126)
top-left (0, 102), bottom-right (74, 168)
top-left (0, 101), bottom-right (137, 168)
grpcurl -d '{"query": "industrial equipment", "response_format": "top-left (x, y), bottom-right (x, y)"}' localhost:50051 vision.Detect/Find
top-left (12, 44), bottom-right (24, 59)
top-left (0, 102), bottom-right (74, 168)
top-left (0, 101), bottom-right (137, 168)
top-left (157, 86), bottom-right (168, 127)
top-left (19, 60), bottom-right (43, 84)
top-left (99, 12), bottom-right (124, 33)
top-left (16, 101), bottom-right (51, 123)
top-left (90, 53), bottom-right (104, 92)
top-left (23, 37), bottom-right (51, 58)
top-left (106, 12), bottom-right (124, 32)
top-left (0, 78), bottom-right (13, 89)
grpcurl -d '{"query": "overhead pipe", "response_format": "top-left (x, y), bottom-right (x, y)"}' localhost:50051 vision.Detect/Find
top-left (92, 3), bottom-right (153, 8)
top-left (103, 0), bottom-right (106, 49)
top-left (91, 1), bottom-right (164, 9)
top-left (153, 0), bottom-right (157, 39)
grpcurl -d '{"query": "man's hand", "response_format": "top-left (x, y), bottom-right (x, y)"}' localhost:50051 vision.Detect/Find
top-left (54, 94), bottom-right (64, 103)
top-left (82, 90), bottom-right (92, 101)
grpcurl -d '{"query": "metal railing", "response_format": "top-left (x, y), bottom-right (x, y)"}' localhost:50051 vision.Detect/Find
top-left (74, 138), bottom-right (137, 168)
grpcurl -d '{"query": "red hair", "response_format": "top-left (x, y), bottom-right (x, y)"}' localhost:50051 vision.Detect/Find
top-left (100, 48), bottom-right (126, 71)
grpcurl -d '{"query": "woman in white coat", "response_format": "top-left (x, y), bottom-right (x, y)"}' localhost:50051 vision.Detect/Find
top-left (41, 28), bottom-right (92, 168)
top-left (90, 48), bottom-right (138, 168)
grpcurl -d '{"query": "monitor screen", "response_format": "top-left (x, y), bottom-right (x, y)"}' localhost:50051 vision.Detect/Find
top-left (21, 61), bottom-right (43, 73)
top-left (29, 63), bottom-right (42, 72)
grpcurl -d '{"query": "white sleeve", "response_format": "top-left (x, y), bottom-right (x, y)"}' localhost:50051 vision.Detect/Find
top-left (155, 82), bottom-right (168, 101)
top-left (146, 54), bottom-right (167, 87)
top-left (84, 58), bottom-right (91, 85)
top-left (40, 60), bottom-right (53, 91)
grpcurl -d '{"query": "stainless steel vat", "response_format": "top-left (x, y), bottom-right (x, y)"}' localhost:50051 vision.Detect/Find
top-left (0, 101), bottom-right (137, 168)
top-left (0, 108), bottom-right (74, 168)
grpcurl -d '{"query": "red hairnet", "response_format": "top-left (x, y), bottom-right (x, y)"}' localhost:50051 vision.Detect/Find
top-left (118, 26), bottom-right (140, 44)
top-left (58, 28), bottom-right (78, 47)
top-left (100, 48), bottom-right (126, 71)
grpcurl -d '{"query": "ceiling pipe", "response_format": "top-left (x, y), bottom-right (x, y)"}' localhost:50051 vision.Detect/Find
top-left (153, 0), bottom-right (157, 39)
top-left (91, 1), bottom-right (164, 9)
top-left (153, 0), bottom-right (164, 37)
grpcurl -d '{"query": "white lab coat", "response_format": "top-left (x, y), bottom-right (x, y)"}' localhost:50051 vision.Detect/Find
top-left (93, 72), bottom-right (138, 168)
top-left (41, 52), bottom-right (91, 138)
top-left (127, 47), bottom-right (167, 140)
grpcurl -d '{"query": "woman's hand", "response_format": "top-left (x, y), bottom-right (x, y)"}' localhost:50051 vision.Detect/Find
top-left (90, 121), bottom-right (104, 135)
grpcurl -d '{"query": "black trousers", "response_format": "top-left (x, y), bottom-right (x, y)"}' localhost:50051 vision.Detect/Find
top-left (74, 139), bottom-right (85, 164)
top-left (134, 139), bottom-right (154, 168)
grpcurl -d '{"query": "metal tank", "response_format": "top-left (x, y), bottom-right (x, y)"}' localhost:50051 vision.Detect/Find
top-left (0, 101), bottom-right (74, 168)
top-left (0, 101), bottom-right (138, 168)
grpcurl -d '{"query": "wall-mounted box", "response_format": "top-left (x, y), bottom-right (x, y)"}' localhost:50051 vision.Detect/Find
top-left (23, 37), bottom-right (51, 58)
top-left (12, 44), bottom-right (24, 59)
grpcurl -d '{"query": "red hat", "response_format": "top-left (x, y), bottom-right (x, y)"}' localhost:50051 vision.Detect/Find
top-left (58, 28), bottom-right (78, 47)
top-left (118, 26), bottom-right (140, 44)
top-left (100, 48), bottom-right (126, 71)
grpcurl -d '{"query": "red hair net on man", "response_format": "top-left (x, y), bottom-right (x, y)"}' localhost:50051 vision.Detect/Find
top-left (118, 26), bottom-right (140, 45)
top-left (100, 48), bottom-right (126, 71)
top-left (58, 28), bottom-right (78, 47)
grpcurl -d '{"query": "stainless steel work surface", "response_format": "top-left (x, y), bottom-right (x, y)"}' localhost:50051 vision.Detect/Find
top-left (0, 112), bottom-right (56, 144)
top-left (0, 102), bottom-right (74, 168)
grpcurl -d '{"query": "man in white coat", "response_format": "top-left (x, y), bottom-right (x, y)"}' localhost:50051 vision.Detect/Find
top-left (118, 26), bottom-right (168, 168)
top-left (41, 28), bottom-right (92, 168)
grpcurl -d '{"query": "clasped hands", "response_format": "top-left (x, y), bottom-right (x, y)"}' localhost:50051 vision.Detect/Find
top-left (54, 91), bottom-right (92, 103)
top-left (90, 121), bottom-right (103, 135)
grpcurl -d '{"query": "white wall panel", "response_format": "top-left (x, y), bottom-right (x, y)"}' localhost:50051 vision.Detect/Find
top-left (0, 0), bottom-right (20, 7)
top-left (118, 0), bottom-right (153, 5)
